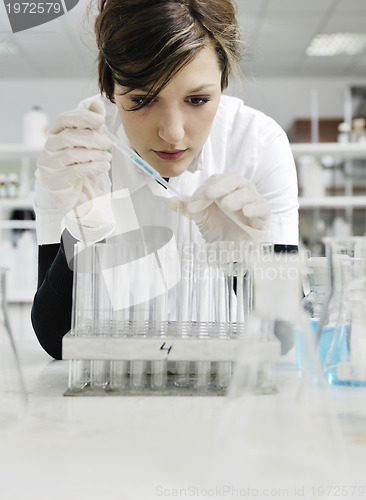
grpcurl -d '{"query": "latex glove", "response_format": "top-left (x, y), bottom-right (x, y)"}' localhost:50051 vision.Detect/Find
top-left (168, 173), bottom-right (271, 242)
top-left (37, 100), bottom-right (114, 242)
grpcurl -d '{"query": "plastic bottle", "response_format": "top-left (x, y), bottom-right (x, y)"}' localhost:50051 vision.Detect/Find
top-left (337, 121), bottom-right (351, 143)
top-left (0, 174), bottom-right (7, 198)
top-left (298, 155), bottom-right (325, 198)
top-left (351, 117), bottom-right (366, 143)
top-left (6, 173), bottom-right (19, 199)
top-left (23, 106), bottom-right (49, 148)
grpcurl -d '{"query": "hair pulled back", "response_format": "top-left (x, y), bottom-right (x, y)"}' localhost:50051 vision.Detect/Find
top-left (94, 0), bottom-right (241, 109)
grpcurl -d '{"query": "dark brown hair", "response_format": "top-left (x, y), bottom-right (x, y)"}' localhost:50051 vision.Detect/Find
top-left (94, 0), bottom-right (241, 109)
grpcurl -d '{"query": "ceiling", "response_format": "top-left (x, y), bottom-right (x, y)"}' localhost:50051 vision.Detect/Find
top-left (0, 0), bottom-right (366, 79)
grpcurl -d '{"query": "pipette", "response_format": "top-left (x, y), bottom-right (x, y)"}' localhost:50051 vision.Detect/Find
top-left (103, 127), bottom-right (265, 241)
top-left (102, 125), bottom-right (183, 199)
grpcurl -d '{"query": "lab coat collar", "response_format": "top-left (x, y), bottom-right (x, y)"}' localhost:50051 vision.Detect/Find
top-left (186, 148), bottom-right (204, 173)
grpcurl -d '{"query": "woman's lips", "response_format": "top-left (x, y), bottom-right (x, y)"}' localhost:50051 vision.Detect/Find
top-left (153, 149), bottom-right (186, 161)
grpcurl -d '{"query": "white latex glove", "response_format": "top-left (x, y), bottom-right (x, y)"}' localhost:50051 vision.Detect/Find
top-left (37, 100), bottom-right (115, 242)
top-left (168, 173), bottom-right (271, 242)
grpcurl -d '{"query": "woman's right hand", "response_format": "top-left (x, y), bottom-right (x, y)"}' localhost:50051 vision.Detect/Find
top-left (37, 100), bottom-right (112, 215)
top-left (37, 100), bottom-right (117, 243)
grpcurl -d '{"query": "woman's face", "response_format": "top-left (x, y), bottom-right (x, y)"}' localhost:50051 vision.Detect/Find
top-left (114, 44), bottom-right (222, 178)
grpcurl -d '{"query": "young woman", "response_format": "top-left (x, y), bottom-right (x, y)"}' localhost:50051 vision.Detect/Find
top-left (32, 0), bottom-right (299, 359)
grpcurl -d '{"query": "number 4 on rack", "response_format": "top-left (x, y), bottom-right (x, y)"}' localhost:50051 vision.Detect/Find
top-left (160, 342), bottom-right (172, 355)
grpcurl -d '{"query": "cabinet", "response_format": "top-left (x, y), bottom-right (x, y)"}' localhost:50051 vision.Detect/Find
top-left (0, 144), bottom-right (40, 341)
top-left (291, 142), bottom-right (366, 253)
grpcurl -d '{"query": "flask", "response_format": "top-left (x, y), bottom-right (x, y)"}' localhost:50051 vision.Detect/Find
top-left (320, 237), bottom-right (366, 386)
top-left (229, 251), bottom-right (319, 396)
top-left (220, 253), bottom-right (342, 489)
top-left (302, 257), bottom-right (330, 364)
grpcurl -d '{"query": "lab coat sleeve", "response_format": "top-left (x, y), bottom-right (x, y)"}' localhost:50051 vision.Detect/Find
top-left (34, 169), bottom-right (64, 245)
top-left (31, 239), bottom-right (74, 359)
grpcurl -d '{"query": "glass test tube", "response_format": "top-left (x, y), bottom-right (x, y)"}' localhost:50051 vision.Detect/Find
top-left (194, 243), bottom-right (212, 390)
top-left (216, 242), bottom-right (235, 389)
top-left (174, 242), bottom-right (194, 387)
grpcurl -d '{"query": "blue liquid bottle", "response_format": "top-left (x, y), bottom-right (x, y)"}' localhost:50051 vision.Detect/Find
top-left (302, 257), bottom-right (332, 365)
top-left (321, 237), bottom-right (366, 387)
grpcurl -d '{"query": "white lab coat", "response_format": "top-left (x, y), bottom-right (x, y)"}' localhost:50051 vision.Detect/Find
top-left (34, 94), bottom-right (298, 246)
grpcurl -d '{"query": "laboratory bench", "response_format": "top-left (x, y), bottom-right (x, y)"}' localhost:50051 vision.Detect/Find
top-left (1, 338), bottom-right (366, 500)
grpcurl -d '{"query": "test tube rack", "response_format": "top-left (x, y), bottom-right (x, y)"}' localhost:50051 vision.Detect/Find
top-left (63, 237), bottom-right (253, 396)
top-left (63, 325), bottom-right (247, 396)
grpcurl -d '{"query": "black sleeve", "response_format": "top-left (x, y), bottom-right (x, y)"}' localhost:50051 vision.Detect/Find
top-left (31, 236), bottom-right (75, 360)
top-left (273, 244), bottom-right (298, 253)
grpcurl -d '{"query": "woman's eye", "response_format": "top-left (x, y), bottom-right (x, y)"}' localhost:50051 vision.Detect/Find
top-left (130, 96), bottom-right (147, 105)
top-left (187, 96), bottom-right (210, 106)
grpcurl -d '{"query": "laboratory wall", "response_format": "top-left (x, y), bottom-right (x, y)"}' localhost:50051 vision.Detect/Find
top-left (2, 75), bottom-right (366, 142)
top-left (240, 76), bottom-right (366, 134)
top-left (0, 78), bottom-right (99, 144)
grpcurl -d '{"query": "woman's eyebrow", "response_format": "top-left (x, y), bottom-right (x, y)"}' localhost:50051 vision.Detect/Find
top-left (124, 83), bottom-right (217, 95)
top-left (189, 84), bottom-right (217, 93)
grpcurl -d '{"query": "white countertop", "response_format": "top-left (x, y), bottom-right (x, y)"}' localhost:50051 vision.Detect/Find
top-left (1, 340), bottom-right (366, 500)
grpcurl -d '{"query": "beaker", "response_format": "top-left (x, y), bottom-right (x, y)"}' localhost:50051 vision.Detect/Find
top-left (301, 256), bottom-right (330, 364)
top-left (220, 253), bottom-right (344, 489)
top-left (320, 237), bottom-right (366, 386)
top-left (229, 250), bottom-right (317, 396)
top-left (0, 268), bottom-right (27, 427)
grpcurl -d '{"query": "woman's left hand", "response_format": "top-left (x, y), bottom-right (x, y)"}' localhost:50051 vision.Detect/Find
top-left (168, 173), bottom-right (271, 242)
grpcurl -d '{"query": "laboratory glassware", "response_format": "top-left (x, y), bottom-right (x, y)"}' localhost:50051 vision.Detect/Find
top-left (0, 268), bottom-right (27, 426)
top-left (302, 256), bottom-right (331, 364)
top-left (228, 250), bottom-right (323, 396)
top-left (64, 236), bottom-right (254, 395)
top-left (320, 237), bottom-right (366, 386)
top-left (220, 252), bottom-right (344, 489)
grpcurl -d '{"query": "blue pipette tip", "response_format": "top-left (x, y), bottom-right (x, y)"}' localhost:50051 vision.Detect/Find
top-left (102, 125), bottom-right (182, 199)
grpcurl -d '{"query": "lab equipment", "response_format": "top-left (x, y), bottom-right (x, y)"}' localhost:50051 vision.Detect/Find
top-left (102, 126), bottom-right (182, 199)
top-left (63, 237), bottom-right (253, 396)
top-left (228, 250), bottom-right (321, 397)
top-left (6, 173), bottom-right (19, 199)
top-left (320, 237), bottom-right (366, 386)
top-left (351, 117), bottom-right (366, 143)
top-left (23, 106), bottom-right (49, 148)
top-left (302, 256), bottom-right (331, 364)
top-left (337, 121), bottom-right (351, 143)
top-left (0, 269), bottom-right (27, 426)
top-left (214, 248), bottom-right (344, 494)
top-left (102, 127), bottom-right (269, 243)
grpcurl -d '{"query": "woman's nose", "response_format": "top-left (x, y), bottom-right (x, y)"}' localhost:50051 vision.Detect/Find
top-left (158, 107), bottom-right (185, 144)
